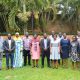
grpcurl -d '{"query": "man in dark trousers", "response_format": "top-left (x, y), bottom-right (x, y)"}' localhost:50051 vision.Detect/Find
top-left (3, 34), bottom-right (15, 69)
top-left (40, 33), bottom-right (50, 68)
top-left (23, 32), bottom-right (31, 66)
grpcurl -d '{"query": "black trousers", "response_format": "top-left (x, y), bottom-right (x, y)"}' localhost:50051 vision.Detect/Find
top-left (58, 59), bottom-right (60, 65)
top-left (41, 50), bottom-right (50, 67)
top-left (23, 50), bottom-right (31, 66)
top-left (58, 52), bottom-right (62, 65)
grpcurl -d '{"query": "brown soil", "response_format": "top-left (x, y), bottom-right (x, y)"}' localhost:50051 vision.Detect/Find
top-left (46, 21), bottom-right (73, 34)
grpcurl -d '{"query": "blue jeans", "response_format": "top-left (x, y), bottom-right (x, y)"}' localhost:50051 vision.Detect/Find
top-left (6, 53), bottom-right (14, 68)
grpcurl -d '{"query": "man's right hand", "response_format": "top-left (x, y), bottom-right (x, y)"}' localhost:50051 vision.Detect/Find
top-left (8, 49), bottom-right (11, 52)
top-left (44, 48), bottom-right (47, 51)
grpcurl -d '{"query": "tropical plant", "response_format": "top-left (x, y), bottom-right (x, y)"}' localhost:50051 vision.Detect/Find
top-left (0, 0), bottom-right (80, 33)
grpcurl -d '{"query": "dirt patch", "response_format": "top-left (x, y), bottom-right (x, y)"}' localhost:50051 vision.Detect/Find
top-left (46, 21), bottom-right (74, 34)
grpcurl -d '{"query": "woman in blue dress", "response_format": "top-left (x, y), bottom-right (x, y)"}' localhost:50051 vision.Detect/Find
top-left (60, 33), bottom-right (70, 68)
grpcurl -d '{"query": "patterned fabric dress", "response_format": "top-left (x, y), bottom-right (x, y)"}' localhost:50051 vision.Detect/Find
top-left (14, 37), bottom-right (23, 67)
top-left (77, 36), bottom-right (80, 61)
top-left (70, 41), bottom-right (79, 62)
top-left (31, 38), bottom-right (40, 60)
top-left (77, 36), bottom-right (80, 53)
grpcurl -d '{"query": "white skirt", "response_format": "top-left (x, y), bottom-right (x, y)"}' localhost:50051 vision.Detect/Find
top-left (50, 47), bottom-right (60, 60)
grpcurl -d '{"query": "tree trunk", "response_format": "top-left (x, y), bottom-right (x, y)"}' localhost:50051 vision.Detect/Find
top-left (22, 0), bottom-right (26, 13)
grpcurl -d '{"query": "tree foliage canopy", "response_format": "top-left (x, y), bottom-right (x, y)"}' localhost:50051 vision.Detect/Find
top-left (0, 0), bottom-right (80, 33)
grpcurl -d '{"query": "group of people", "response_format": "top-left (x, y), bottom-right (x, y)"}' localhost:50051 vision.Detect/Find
top-left (0, 31), bottom-right (80, 70)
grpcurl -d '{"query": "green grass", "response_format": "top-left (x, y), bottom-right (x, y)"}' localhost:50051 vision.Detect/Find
top-left (0, 58), bottom-right (80, 80)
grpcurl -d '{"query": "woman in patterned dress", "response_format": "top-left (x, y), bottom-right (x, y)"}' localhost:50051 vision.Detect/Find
top-left (30, 34), bottom-right (40, 68)
top-left (70, 36), bottom-right (79, 69)
top-left (77, 31), bottom-right (80, 58)
top-left (14, 32), bottom-right (23, 68)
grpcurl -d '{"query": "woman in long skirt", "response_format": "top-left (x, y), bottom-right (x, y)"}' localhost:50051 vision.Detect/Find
top-left (14, 32), bottom-right (23, 68)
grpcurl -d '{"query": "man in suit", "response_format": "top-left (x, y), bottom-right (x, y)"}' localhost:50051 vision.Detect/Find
top-left (3, 34), bottom-right (15, 69)
top-left (40, 33), bottom-right (50, 68)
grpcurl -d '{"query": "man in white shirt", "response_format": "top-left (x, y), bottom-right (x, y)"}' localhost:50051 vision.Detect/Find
top-left (57, 32), bottom-right (63, 65)
top-left (3, 34), bottom-right (15, 69)
top-left (44, 38), bottom-right (47, 50)
top-left (40, 33), bottom-right (50, 68)
top-left (49, 31), bottom-right (55, 40)
top-left (8, 38), bottom-right (11, 50)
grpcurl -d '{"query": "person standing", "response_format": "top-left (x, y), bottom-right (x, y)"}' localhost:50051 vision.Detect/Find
top-left (49, 31), bottom-right (55, 67)
top-left (3, 34), bottom-right (15, 69)
top-left (23, 32), bottom-right (31, 66)
top-left (57, 32), bottom-right (63, 65)
top-left (40, 33), bottom-right (50, 68)
top-left (0, 35), bottom-right (4, 70)
top-left (77, 32), bottom-right (80, 54)
top-left (77, 31), bottom-right (80, 67)
top-left (50, 34), bottom-right (60, 69)
top-left (31, 34), bottom-right (40, 68)
top-left (70, 36), bottom-right (79, 69)
top-left (49, 31), bottom-right (55, 40)
top-left (14, 32), bottom-right (23, 68)
top-left (60, 33), bottom-right (70, 68)
top-left (57, 32), bottom-right (63, 41)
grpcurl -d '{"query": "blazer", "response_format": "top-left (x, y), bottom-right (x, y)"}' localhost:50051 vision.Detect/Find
top-left (40, 38), bottom-right (50, 52)
top-left (3, 39), bottom-right (15, 53)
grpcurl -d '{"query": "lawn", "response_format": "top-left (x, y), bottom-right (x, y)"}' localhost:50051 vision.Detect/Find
top-left (0, 58), bottom-right (80, 80)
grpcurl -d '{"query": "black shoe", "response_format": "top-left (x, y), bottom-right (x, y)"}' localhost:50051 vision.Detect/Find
top-left (48, 65), bottom-right (51, 68)
top-left (11, 66), bottom-right (14, 69)
top-left (32, 66), bottom-right (35, 68)
top-left (6, 67), bottom-right (9, 70)
top-left (55, 67), bottom-right (58, 69)
top-left (36, 65), bottom-right (39, 68)
top-left (24, 64), bottom-right (26, 66)
top-left (28, 64), bottom-right (31, 66)
top-left (41, 66), bottom-right (44, 68)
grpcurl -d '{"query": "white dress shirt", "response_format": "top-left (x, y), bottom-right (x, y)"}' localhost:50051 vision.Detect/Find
top-left (44, 39), bottom-right (47, 49)
top-left (8, 40), bottom-right (11, 49)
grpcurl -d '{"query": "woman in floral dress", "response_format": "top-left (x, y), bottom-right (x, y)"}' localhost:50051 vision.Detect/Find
top-left (70, 36), bottom-right (79, 69)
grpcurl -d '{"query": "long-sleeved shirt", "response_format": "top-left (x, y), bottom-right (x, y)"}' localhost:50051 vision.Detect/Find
top-left (23, 37), bottom-right (31, 50)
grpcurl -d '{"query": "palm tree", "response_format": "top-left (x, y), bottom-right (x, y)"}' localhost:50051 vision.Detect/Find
top-left (0, 0), bottom-right (80, 33)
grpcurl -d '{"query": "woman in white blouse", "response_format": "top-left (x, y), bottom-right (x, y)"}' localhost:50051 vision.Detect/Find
top-left (50, 34), bottom-right (60, 69)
